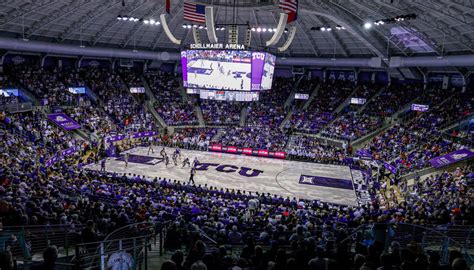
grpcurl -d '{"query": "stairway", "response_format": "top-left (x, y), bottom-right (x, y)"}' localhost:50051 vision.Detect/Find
top-left (279, 108), bottom-right (294, 129)
top-left (240, 106), bottom-right (248, 127)
top-left (146, 100), bottom-right (167, 128)
top-left (195, 104), bottom-right (205, 127)
top-left (302, 84), bottom-right (320, 110)
top-left (357, 87), bottom-right (386, 113)
top-left (211, 129), bottom-right (226, 142)
top-left (334, 87), bottom-right (358, 114)
top-left (140, 75), bottom-right (157, 102)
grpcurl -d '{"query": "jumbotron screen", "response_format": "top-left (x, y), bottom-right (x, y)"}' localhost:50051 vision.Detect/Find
top-left (181, 50), bottom-right (275, 91)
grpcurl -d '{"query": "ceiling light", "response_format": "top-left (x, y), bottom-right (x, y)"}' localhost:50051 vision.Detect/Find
top-left (187, 25), bottom-right (192, 29)
top-left (251, 27), bottom-right (256, 31)
top-left (262, 28), bottom-right (267, 32)
top-left (199, 25), bottom-right (204, 29)
top-left (321, 27), bottom-right (326, 31)
top-left (182, 25), bottom-right (187, 28)
top-left (327, 27), bottom-right (332, 31)
top-left (144, 20), bottom-right (149, 24)
top-left (150, 19), bottom-right (155, 24)
top-left (256, 27), bottom-right (262, 32)
top-left (363, 22), bottom-right (372, 29)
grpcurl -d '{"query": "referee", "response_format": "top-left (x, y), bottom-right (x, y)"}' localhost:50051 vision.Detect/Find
top-left (188, 167), bottom-right (196, 185)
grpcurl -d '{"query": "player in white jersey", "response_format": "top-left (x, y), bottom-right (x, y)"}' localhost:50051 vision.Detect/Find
top-left (147, 137), bottom-right (154, 155)
top-left (124, 153), bottom-right (129, 168)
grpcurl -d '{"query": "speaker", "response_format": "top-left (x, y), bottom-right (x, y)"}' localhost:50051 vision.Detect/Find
top-left (278, 26), bottom-right (296, 52)
top-left (266, 13), bottom-right (288, 47)
top-left (160, 14), bottom-right (181, 45)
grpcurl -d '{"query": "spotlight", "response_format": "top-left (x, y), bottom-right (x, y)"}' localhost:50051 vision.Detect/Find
top-left (144, 20), bottom-right (149, 24)
top-left (327, 27), bottom-right (332, 31)
top-left (284, 28), bottom-right (288, 33)
top-left (117, 15), bottom-right (123, 20)
top-left (273, 28), bottom-right (277, 32)
top-left (150, 19), bottom-right (155, 24)
top-left (182, 25), bottom-right (187, 28)
top-left (262, 28), bottom-right (267, 32)
top-left (256, 27), bottom-right (262, 32)
top-left (199, 25), bottom-right (204, 29)
top-left (321, 27), bottom-right (326, 31)
top-left (193, 25), bottom-right (198, 28)
top-left (363, 22), bottom-right (372, 29)
top-left (251, 27), bottom-right (256, 31)
top-left (187, 25), bottom-right (192, 29)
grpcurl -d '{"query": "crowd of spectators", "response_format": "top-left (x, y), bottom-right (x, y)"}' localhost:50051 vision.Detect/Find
top-left (321, 112), bottom-right (382, 141)
top-left (146, 71), bottom-right (199, 126)
top-left (0, 111), bottom-right (471, 268)
top-left (364, 84), bottom-right (424, 118)
top-left (218, 126), bottom-right (289, 151)
top-left (200, 100), bottom-right (242, 126)
top-left (286, 81), bottom-right (353, 133)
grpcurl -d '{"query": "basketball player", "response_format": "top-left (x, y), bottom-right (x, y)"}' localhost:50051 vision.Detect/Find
top-left (147, 137), bottom-right (154, 155)
top-left (172, 152), bottom-right (178, 166)
top-left (193, 157), bottom-right (200, 168)
top-left (100, 158), bottom-right (106, 172)
top-left (160, 147), bottom-right (166, 159)
top-left (124, 153), bottom-right (129, 168)
top-left (188, 167), bottom-right (196, 185)
top-left (182, 157), bottom-right (191, 167)
top-left (174, 148), bottom-right (181, 159)
top-left (165, 154), bottom-right (170, 167)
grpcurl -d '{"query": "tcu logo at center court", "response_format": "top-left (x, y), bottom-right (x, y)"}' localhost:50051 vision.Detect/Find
top-left (195, 163), bottom-right (264, 177)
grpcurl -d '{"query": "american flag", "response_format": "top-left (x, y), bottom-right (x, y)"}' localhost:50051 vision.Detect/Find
top-left (184, 2), bottom-right (206, 23)
top-left (278, 0), bottom-right (298, 23)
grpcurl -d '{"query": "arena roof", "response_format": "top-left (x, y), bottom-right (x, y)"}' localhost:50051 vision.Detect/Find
top-left (0, 0), bottom-right (473, 58)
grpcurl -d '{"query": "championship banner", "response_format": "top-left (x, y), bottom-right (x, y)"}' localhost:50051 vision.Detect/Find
top-left (47, 113), bottom-right (81, 131)
top-left (209, 144), bottom-right (286, 159)
top-left (429, 148), bottom-right (474, 168)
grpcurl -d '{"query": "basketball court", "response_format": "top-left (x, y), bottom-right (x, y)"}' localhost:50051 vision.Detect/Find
top-left (85, 147), bottom-right (361, 206)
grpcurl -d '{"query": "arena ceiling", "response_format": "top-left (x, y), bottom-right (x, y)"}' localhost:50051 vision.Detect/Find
top-left (0, 0), bottom-right (473, 58)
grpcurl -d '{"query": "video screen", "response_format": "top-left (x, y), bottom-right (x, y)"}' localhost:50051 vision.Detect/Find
top-left (411, 103), bottom-right (429, 112)
top-left (350, 98), bottom-right (367, 105)
top-left (294, 93), bottom-right (309, 100)
top-left (67, 87), bottom-right (86, 94)
top-left (185, 50), bottom-right (252, 91)
top-left (261, 54), bottom-right (276, 90)
top-left (182, 50), bottom-right (275, 91)
top-left (0, 88), bottom-right (19, 97)
top-left (130, 87), bottom-right (145, 94)
top-left (199, 89), bottom-right (259, 101)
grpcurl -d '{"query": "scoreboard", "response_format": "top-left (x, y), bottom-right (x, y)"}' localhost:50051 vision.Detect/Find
top-left (181, 49), bottom-right (275, 92)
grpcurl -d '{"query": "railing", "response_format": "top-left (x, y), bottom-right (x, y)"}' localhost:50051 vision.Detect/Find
top-left (0, 224), bottom-right (85, 265)
top-left (339, 223), bottom-right (473, 265)
top-left (75, 235), bottom-right (151, 270)
top-left (74, 220), bottom-right (173, 269)
top-left (0, 102), bottom-right (33, 113)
